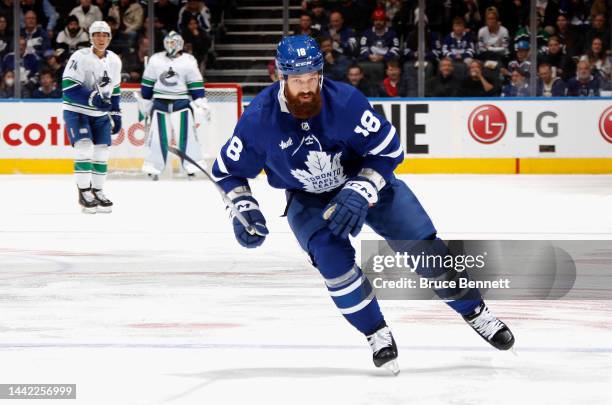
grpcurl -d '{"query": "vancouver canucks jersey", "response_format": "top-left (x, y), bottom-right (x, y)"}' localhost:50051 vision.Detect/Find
top-left (141, 52), bottom-right (205, 100)
top-left (62, 47), bottom-right (122, 117)
top-left (212, 79), bottom-right (403, 194)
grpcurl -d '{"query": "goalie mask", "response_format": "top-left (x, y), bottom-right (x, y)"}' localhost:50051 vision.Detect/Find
top-left (164, 31), bottom-right (184, 58)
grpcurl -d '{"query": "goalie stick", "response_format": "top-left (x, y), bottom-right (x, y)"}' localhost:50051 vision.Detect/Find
top-left (167, 146), bottom-right (264, 236)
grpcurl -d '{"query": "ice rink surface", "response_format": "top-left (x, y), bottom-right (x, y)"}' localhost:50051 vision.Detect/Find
top-left (1, 174), bottom-right (611, 405)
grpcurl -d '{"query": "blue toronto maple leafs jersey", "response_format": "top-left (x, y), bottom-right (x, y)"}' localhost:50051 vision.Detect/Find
top-left (212, 79), bottom-right (403, 195)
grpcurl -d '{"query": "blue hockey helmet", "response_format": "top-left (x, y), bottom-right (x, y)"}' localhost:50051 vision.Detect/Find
top-left (276, 35), bottom-right (324, 77)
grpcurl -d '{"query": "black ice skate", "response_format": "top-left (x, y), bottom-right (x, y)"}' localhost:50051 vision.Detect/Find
top-left (463, 302), bottom-right (515, 350)
top-left (147, 173), bottom-right (159, 181)
top-left (367, 322), bottom-right (400, 375)
top-left (92, 188), bottom-right (113, 213)
top-left (78, 187), bottom-right (98, 214)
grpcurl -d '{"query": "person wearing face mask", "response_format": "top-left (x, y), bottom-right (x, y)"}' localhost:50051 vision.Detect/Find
top-left (0, 70), bottom-right (32, 98)
top-left (56, 15), bottom-right (90, 54)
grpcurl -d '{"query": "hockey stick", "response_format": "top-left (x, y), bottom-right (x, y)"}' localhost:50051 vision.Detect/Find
top-left (90, 72), bottom-right (115, 132)
top-left (167, 146), bottom-right (263, 236)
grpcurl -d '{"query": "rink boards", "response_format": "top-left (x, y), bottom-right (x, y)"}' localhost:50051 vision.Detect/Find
top-left (0, 97), bottom-right (611, 174)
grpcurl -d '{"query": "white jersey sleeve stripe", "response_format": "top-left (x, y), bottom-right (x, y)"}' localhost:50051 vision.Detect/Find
top-left (380, 146), bottom-right (403, 158)
top-left (216, 150), bottom-right (230, 175)
top-left (368, 126), bottom-right (396, 155)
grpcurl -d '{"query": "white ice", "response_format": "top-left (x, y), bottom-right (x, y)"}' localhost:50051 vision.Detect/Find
top-left (0, 174), bottom-right (611, 405)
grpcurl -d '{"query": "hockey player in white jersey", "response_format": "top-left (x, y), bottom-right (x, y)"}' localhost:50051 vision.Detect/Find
top-left (139, 31), bottom-right (210, 180)
top-left (62, 21), bottom-right (122, 213)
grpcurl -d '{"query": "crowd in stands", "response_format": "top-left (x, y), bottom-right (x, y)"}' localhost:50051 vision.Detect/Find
top-left (289, 0), bottom-right (611, 97)
top-left (0, 0), bottom-right (217, 98)
top-left (0, 0), bottom-right (610, 99)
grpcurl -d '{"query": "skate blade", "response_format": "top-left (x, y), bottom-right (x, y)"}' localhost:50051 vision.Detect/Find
top-left (382, 359), bottom-right (400, 376)
top-left (81, 207), bottom-right (97, 214)
top-left (96, 206), bottom-right (113, 213)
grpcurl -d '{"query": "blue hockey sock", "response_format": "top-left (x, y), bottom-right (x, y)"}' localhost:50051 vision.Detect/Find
top-left (325, 264), bottom-right (384, 335)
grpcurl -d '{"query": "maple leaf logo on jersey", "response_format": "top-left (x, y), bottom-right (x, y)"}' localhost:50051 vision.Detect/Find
top-left (291, 151), bottom-right (347, 193)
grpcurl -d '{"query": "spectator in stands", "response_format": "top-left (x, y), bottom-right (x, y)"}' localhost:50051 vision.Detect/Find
top-left (441, 17), bottom-right (475, 67)
top-left (21, 10), bottom-right (51, 59)
top-left (41, 53), bottom-right (63, 84)
top-left (333, 0), bottom-right (371, 34)
top-left (178, 0), bottom-right (211, 34)
top-left (584, 13), bottom-right (610, 52)
top-left (536, 63), bottom-right (567, 97)
top-left (136, 16), bottom-right (165, 53)
top-left (502, 69), bottom-right (530, 97)
top-left (502, 40), bottom-right (531, 79)
top-left (555, 12), bottom-right (582, 58)
top-left (513, 17), bottom-right (551, 54)
top-left (0, 15), bottom-right (10, 61)
top-left (182, 16), bottom-right (211, 66)
top-left (93, 0), bottom-right (112, 17)
top-left (346, 64), bottom-right (377, 96)
top-left (426, 57), bottom-right (462, 97)
top-left (385, 0), bottom-right (401, 23)
top-left (70, 0), bottom-right (104, 31)
top-left (461, 59), bottom-right (499, 96)
top-left (31, 69), bottom-right (60, 98)
top-left (109, 0), bottom-right (144, 43)
top-left (567, 60), bottom-right (601, 96)
top-left (358, 9), bottom-right (399, 83)
top-left (2, 37), bottom-right (39, 84)
top-left (155, 0), bottom-right (180, 33)
top-left (20, 0), bottom-right (59, 40)
top-left (564, 0), bottom-right (590, 31)
top-left (325, 11), bottom-right (358, 57)
top-left (319, 35), bottom-right (351, 81)
top-left (452, 0), bottom-right (482, 33)
top-left (581, 37), bottom-right (611, 87)
top-left (0, 70), bottom-right (32, 98)
top-left (402, 16), bottom-right (441, 64)
top-left (122, 35), bottom-right (148, 83)
top-left (55, 15), bottom-right (89, 55)
top-left (267, 59), bottom-right (278, 82)
top-left (106, 16), bottom-right (130, 57)
top-left (0, 0), bottom-right (14, 28)
top-left (477, 7), bottom-right (510, 64)
top-left (309, 0), bottom-right (328, 32)
top-left (296, 12), bottom-right (321, 39)
top-left (539, 35), bottom-right (574, 80)
top-left (378, 59), bottom-right (402, 97)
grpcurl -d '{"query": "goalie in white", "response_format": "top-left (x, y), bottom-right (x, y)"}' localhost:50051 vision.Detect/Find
top-left (139, 31), bottom-right (210, 179)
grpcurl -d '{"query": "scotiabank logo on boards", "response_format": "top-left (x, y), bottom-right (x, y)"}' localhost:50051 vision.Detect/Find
top-left (468, 104), bottom-right (507, 144)
top-left (599, 106), bottom-right (612, 144)
top-left (1, 116), bottom-right (146, 147)
top-left (2, 116), bottom-right (69, 146)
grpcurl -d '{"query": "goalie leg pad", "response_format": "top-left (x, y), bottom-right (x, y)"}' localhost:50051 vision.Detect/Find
top-left (142, 109), bottom-right (171, 175)
top-left (170, 108), bottom-right (205, 174)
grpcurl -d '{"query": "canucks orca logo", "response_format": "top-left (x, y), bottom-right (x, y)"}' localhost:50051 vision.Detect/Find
top-left (98, 71), bottom-right (111, 87)
top-left (159, 67), bottom-right (179, 86)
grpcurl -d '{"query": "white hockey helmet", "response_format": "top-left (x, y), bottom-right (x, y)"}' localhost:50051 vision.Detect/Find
top-left (89, 21), bottom-right (112, 51)
top-left (164, 31), bottom-right (184, 57)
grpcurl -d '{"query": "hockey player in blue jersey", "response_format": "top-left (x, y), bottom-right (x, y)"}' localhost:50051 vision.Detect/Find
top-left (212, 35), bottom-right (515, 374)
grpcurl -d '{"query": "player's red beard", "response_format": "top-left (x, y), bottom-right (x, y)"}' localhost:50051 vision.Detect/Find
top-left (285, 86), bottom-right (323, 119)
